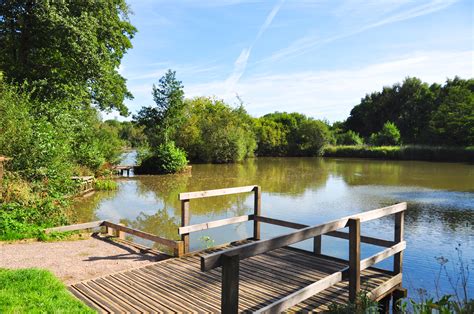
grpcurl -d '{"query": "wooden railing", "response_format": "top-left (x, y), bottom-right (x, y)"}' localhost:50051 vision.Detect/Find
top-left (44, 220), bottom-right (184, 256)
top-left (178, 185), bottom-right (261, 254)
top-left (199, 202), bottom-right (407, 313)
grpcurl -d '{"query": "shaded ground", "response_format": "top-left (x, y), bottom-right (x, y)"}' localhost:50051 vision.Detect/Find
top-left (0, 235), bottom-right (167, 285)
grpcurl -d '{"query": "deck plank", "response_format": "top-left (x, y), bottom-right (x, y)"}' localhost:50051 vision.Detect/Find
top-left (70, 243), bottom-right (401, 313)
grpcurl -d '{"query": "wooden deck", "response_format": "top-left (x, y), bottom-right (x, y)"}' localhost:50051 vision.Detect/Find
top-left (69, 242), bottom-right (398, 313)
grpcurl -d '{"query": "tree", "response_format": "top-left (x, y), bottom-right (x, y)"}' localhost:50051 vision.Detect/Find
top-left (134, 70), bottom-right (185, 147)
top-left (0, 0), bottom-right (136, 116)
top-left (369, 121), bottom-right (401, 146)
top-left (336, 130), bottom-right (363, 145)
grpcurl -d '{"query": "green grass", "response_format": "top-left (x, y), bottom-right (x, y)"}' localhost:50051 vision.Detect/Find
top-left (0, 268), bottom-right (94, 313)
top-left (94, 179), bottom-right (118, 191)
top-left (323, 145), bottom-right (474, 162)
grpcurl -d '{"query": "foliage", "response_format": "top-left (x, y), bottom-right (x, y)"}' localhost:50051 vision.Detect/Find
top-left (255, 112), bottom-right (332, 157)
top-left (106, 120), bottom-right (147, 148)
top-left (335, 130), bottom-right (364, 145)
top-left (344, 77), bottom-right (474, 146)
top-left (323, 145), bottom-right (474, 162)
top-left (175, 97), bottom-right (256, 163)
top-left (0, 268), bottom-right (94, 313)
top-left (134, 70), bottom-right (186, 147)
top-left (135, 141), bottom-right (188, 174)
top-left (199, 236), bottom-right (215, 249)
top-left (0, 0), bottom-right (136, 116)
top-left (94, 179), bottom-right (118, 191)
top-left (369, 121), bottom-right (401, 146)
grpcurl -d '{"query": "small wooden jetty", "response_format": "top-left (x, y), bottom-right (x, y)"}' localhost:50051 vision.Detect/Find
top-left (47, 185), bottom-right (407, 313)
top-left (71, 176), bottom-right (94, 194)
top-left (113, 165), bottom-right (133, 177)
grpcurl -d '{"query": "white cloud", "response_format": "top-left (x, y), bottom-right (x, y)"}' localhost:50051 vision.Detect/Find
top-left (185, 50), bottom-right (473, 122)
top-left (258, 0), bottom-right (459, 65)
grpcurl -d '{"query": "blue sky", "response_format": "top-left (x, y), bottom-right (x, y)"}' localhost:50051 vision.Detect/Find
top-left (112, 0), bottom-right (473, 122)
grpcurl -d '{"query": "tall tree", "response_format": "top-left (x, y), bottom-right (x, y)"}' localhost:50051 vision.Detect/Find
top-left (134, 70), bottom-right (185, 147)
top-left (0, 0), bottom-right (136, 116)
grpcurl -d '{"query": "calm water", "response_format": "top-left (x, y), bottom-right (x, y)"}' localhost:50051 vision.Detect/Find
top-left (73, 155), bottom-right (474, 299)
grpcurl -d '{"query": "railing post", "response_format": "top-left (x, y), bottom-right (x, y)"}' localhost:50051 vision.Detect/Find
top-left (313, 235), bottom-right (322, 255)
top-left (394, 211), bottom-right (404, 274)
top-left (181, 199), bottom-right (190, 254)
top-left (117, 223), bottom-right (125, 240)
top-left (348, 218), bottom-right (361, 303)
top-left (253, 186), bottom-right (261, 240)
top-left (222, 254), bottom-right (239, 313)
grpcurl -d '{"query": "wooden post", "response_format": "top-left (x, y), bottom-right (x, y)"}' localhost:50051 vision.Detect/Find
top-left (174, 241), bottom-right (185, 257)
top-left (394, 211), bottom-right (404, 274)
top-left (117, 223), bottom-right (125, 240)
top-left (181, 199), bottom-right (190, 254)
top-left (253, 186), bottom-right (261, 240)
top-left (221, 254), bottom-right (239, 313)
top-left (348, 218), bottom-right (361, 303)
top-left (106, 226), bottom-right (114, 236)
top-left (313, 235), bottom-right (322, 255)
top-left (379, 294), bottom-right (391, 314)
top-left (392, 287), bottom-right (407, 313)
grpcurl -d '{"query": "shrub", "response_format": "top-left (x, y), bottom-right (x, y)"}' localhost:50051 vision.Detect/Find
top-left (94, 179), bottom-right (118, 191)
top-left (135, 141), bottom-right (188, 174)
top-left (336, 130), bottom-right (364, 145)
top-left (369, 121), bottom-right (401, 146)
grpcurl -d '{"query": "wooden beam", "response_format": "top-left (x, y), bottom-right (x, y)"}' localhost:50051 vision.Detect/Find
top-left (368, 274), bottom-right (402, 300)
top-left (360, 241), bottom-right (406, 271)
top-left (102, 221), bottom-right (178, 248)
top-left (327, 230), bottom-right (395, 248)
top-left (178, 215), bottom-right (254, 235)
top-left (178, 185), bottom-right (257, 201)
top-left (254, 270), bottom-right (343, 313)
top-left (254, 216), bottom-right (308, 229)
top-left (313, 235), bottom-right (322, 255)
top-left (44, 221), bottom-right (104, 234)
top-left (221, 254), bottom-right (240, 313)
top-left (201, 203), bottom-right (406, 271)
top-left (348, 218), bottom-right (361, 303)
top-left (253, 186), bottom-right (261, 240)
top-left (181, 199), bottom-right (190, 254)
top-left (394, 211), bottom-right (405, 274)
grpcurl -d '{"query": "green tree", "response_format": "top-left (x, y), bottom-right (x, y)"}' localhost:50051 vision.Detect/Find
top-left (134, 70), bottom-right (185, 147)
top-left (336, 130), bottom-right (364, 145)
top-left (0, 0), bottom-right (136, 116)
top-left (369, 121), bottom-right (401, 146)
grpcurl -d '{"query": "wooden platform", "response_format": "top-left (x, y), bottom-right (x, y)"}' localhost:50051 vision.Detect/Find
top-left (69, 242), bottom-right (398, 313)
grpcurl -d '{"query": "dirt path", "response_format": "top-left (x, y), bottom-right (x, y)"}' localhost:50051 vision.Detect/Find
top-left (0, 235), bottom-right (167, 284)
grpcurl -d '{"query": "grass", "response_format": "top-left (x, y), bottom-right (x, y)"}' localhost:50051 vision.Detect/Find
top-left (323, 145), bottom-right (474, 162)
top-left (0, 268), bottom-right (94, 313)
top-left (94, 179), bottom-right (118, 191)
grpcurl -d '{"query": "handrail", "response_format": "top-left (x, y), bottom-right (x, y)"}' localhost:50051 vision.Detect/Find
top-left (178, 185), bottom-right (261, 254)
top-left (202, 202), bottom-right (407, 313)
top-left (201, 202), bottom-right (406, 271)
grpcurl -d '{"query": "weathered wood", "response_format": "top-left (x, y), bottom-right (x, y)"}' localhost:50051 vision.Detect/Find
top-left (360, 241), bottom-right (406, 271)
top-left (348, 218), bottom-right (360, 303)
top-left (102, 221), bottom-right (179, 248)
top-left (221, 254), bottom-right (240, 313)
top-left (178, 215), bottom-right (254, 235)
top-left (327, 230), bottom-right (395, 248)
top-left (379, 294), bottom-right (391, 314)
top-left (254, 186), bottom-right (261, 240)
top-left (313, 235), bottom-right (322, 255)
top-left (368, 274), bottom-right (402, 300)
top-left (201, 203), bottom-right (407, 271)
top-left (178, 185), bottom-right (257, 201)
top-left (44, 221), bottom-right (104, 234)
top-left (181, 199), bottom-right (190, 254)
top-left (174, 241), bottom-right (185, 257)
top-left (117, 223), bottom-right (125, 240)
top-left (394, 211), bottom-right (404, 274)
top-left (254, 270), bottom-right (343, 313)
top-left (254, 215), bottom-right (308, 229)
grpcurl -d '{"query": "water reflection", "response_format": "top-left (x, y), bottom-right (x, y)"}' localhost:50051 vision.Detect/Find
top-left (72, 156), bottom-right (474, 298)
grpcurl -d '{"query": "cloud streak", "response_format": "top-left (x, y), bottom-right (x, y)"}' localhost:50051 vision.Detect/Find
top-left (258, 0), bottom-right (459, 65)
top-left (225, 0), bottom-right (285, 91)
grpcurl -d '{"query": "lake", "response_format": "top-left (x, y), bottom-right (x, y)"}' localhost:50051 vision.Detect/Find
top-left (73, 154), bottom-right (474, 300)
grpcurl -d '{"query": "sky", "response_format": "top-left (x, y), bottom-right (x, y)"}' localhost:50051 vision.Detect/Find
top-left (111, 0), bottom-right (474, 122)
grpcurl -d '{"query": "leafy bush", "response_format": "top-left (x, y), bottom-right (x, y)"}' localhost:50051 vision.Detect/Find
top-left (369, 121), bottom-right (401, 146)
top-left (135, 141), bottom-right (188, 174)
top-left (336, 130), bottom-right (364, 145)
top-left (94, 179), bottom-right (118, 191)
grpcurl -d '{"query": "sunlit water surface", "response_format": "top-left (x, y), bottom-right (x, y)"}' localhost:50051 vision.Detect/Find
top-left (73, 154), bottom-right (474, 299)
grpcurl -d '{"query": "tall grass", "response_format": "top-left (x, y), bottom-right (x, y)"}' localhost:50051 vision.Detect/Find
top-left (323, 145), bottom-right (474, 162)
top-left (94, 179), bottom-right (118, 191)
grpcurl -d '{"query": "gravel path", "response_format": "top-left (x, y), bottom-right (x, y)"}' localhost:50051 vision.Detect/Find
top-left (0, 236), bottom-right (167, 284)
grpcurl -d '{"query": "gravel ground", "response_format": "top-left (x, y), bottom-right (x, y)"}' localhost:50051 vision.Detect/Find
top-left (0, 235), bottom-right (167, 285)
